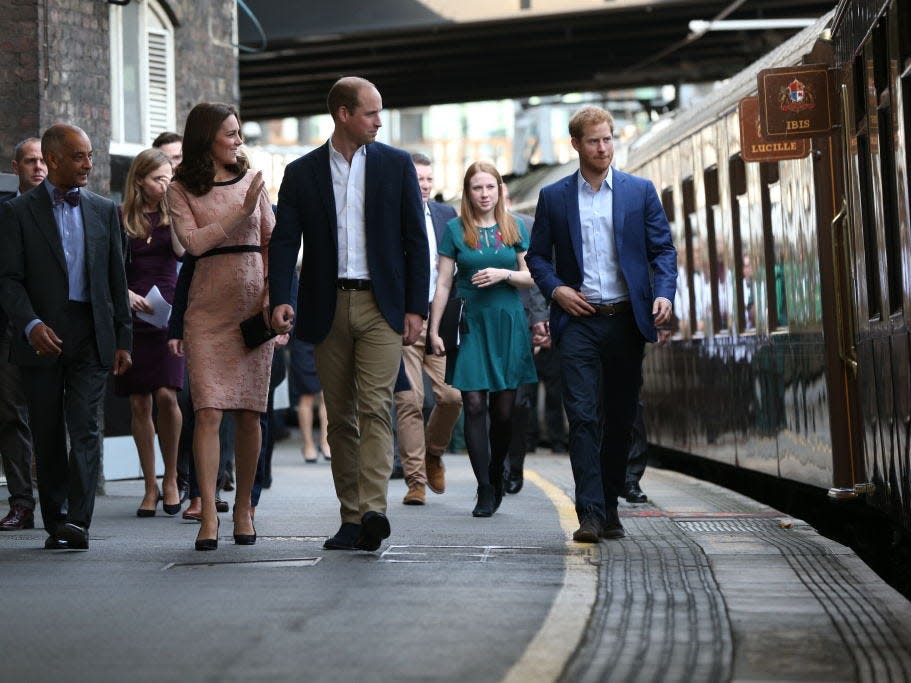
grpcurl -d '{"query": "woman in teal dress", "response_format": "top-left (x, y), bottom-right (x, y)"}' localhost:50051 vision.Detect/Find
top-left (429, 161), bottom-right (537, 517)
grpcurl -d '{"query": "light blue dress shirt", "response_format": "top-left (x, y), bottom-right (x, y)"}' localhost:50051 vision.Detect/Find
top-left (25, 180), bottom-right (89, 339)
top-left (578, 168), bottom-right (629, 304)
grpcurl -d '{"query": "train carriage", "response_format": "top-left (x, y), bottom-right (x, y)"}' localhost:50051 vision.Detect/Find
top-left (625, 0), bottom-right (911, 539)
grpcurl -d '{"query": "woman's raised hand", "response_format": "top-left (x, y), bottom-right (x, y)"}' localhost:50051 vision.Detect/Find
top-left (242, 170), bottom-right (265, 217)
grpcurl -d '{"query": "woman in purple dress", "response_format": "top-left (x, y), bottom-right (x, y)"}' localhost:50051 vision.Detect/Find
top-left (114, 148), bottom-right (186, 517)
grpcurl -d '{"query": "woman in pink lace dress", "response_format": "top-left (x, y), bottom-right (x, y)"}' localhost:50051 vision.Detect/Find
top-left (168, 102), bottom-right (274, 551)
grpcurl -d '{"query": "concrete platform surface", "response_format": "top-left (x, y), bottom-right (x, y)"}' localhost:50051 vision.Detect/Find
top-left (1, 440), bottom-right (910, 683)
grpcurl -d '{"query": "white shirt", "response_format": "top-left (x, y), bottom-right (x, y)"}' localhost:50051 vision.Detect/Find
top-left (329, 140), bottom-right (369, 279)
top-left (578, 167), bottom-right (629, 303)
top-left (425, 203), bottom-right (439, 301)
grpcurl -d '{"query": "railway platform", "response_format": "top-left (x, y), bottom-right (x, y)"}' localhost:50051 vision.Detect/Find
top-left (1, 441), bottom-right (910, 682)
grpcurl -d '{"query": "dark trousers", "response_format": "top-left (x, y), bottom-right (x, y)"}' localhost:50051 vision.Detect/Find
top-left (626, 400), bottom-right (647, 486)
top-left (0, 327), bottom-right (35, 509)
top-left (507, 382), bottom-right (536, 475)
top-left (558, 312), bottom-right (644, 521)
top-left (20, 304), bottom-right (107, 531)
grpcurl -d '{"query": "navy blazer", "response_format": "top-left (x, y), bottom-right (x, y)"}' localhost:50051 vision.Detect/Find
top-left (427, 200), bottom-right (456, 245)
top-left (525, 168), bottom-right (676, 343)
top-left (0, 185), bottom-right (132, 366)
top-left (269, 141), bottom-right (429, 344)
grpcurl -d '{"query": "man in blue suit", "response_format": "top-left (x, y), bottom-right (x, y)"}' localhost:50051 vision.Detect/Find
top-left (270, 77), bottom-right (429, 552)
top-left (526, 106), bottom-right (676, 543)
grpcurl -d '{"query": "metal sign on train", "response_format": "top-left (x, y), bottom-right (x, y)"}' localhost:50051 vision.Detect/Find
top-left (738, 97), bottom-right (811, 162)
top-left (757, 64), bottom-right (833, 137)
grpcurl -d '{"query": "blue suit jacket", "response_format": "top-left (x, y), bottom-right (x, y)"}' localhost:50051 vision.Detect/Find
top-left (525, 168), bottom-right (676, 343)
top-left (269, 141), bottom-right (429, 344)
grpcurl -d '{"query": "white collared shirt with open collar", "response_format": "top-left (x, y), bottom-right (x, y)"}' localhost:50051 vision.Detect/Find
top-left (329, 140), bottom-right (369, 280)
top-left (577, 166), bottom-right (629, 305)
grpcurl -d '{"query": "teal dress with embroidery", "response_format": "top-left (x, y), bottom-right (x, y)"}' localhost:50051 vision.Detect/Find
top-left (437, 218), bottom-right (538, 392)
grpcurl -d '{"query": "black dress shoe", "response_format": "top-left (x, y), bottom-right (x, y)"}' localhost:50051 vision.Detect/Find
top-left (0, 504), bottom-right (35, 530)
top-left (56, 522), bottom-right (89, 550)
top-left (323, 522), bottom-right (361, 550)
top-left (215, 497), bottom-right (229, 513)
top-left (472, 484), bottom-right (496, 518)
top-left (572, 516), bottom-right (603, 543)
top-left (233, 506), bottom-right (256, 545)
top-left (624, 483), bottom-right (648, 504)
top-left (354, 511), bottom-right (391, 551)
top-left (504, 471), bottom-right (524, 495)
top-left (162, 501), bottom-right (182, 516)
top-left (43, 535), bottom-right (70, 550)
top-left (601, 507), bottom-right (626, 539)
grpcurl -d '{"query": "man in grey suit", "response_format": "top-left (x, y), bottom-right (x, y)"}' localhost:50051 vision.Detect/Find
top-left (0, 137), bottom-right (46, 531)
top-left (0, 124), bottom-right (132, 550)
top-left (394, 153), bottom-right (462, 505)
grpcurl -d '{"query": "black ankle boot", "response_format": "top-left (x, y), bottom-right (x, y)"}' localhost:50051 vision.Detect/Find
top-left (472, 484), bottom-right (496, 517)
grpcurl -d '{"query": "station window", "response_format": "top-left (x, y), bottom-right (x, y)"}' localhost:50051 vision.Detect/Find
top-left (682, 177), bottom-right (699, 335)
top-left (759, 162), bottom-right (787, 329)
top-left (109, 0), bottom-right (176, 154)
top-left (729, 156), bottom-right (753, 332)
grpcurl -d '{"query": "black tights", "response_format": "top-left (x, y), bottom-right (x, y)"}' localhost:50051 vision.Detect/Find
top-left (461, 389), bottom-right (516, 487)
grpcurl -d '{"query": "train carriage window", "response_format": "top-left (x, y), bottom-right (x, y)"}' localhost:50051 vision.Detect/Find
top-left (682, 178), bottom-right (699, 335)
top-left (875, 17), bottom-right (904, 316)
top-left (855, 49), bottom-right (883, 321)
top-left (661, 187), bottom-right (685, 337)
top-left (759, 162), bottom-right (787, 329)
top-left (729, 156), bottom-right (753, 332)
top-left (704, 167), bottom-right (731, 334)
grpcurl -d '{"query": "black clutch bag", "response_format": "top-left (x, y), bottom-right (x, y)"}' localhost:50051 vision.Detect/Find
top-left (240, 310), bottom-right (277, 349)
top-left (438, 297), bottom-right (467, 354)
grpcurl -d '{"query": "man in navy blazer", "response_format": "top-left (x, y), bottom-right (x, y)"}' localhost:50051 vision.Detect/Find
top-left (393, 153), bottom-right (461, 505)
top-left (270, 77), bottom-right (429, 552)
top-left (526, 106), bottom-right (676, 543)
top-left (0, 124), bottom-right (132, 550)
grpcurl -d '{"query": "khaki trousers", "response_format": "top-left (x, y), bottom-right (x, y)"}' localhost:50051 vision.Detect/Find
top-left (314, 291), bottom-right (403, 523)
top-left (394, 319), bottom-right (462, 485)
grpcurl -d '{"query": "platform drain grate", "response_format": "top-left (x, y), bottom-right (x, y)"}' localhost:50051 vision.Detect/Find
top-left (165, 557), bottom-right (321, 569)
top-left (675, 518), bottom-right (792, 534)
top-left (380, 545), bottom-right (544, 563)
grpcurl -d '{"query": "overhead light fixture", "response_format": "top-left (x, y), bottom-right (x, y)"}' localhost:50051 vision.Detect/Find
top-left (688, 18), bottom-right (818, 37)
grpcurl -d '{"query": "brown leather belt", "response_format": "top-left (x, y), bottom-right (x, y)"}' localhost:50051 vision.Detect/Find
top-left (337, 278), bottom-right (372, 291)
top-left (592, 301), bottom-right (632, 317)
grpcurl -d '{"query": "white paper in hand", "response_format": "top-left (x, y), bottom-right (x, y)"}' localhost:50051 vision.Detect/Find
top-left (136, 285), bottom-right (172, 329)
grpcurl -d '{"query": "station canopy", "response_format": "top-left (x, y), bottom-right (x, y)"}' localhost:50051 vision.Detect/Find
top-left (238, 0), bottom-right (834, 121)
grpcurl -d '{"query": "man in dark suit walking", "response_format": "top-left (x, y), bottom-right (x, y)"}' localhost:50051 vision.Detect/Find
top-left (0, 124), bottom-right (132, 550)
top-left (394, 153), bottom-right (461, 506)
top-left (270, 77), bottom-right (428, 551)
top-left (0, 137), bottom-right (46, 531)
top-left (526, 106), bottom-right (676, 543)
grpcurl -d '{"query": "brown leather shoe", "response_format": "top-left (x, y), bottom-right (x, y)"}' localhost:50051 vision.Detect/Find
top-left (572, 516), bottom-right (602, 543)
top-left (182, 497), bottom-right (202, 521)
top-left (0, 504), bottom-right (34, 531)
top-left (425, 454), bottom-right (445, 494)
top-left (403, 483), bottom-right (426, 505)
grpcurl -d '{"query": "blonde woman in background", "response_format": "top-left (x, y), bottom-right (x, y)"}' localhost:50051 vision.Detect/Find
top-left (114, 148), bottom-right (185, 517)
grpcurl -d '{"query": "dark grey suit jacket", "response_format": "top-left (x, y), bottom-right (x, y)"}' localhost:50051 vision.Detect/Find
top-left (0, 185), bottom-right (131, 367)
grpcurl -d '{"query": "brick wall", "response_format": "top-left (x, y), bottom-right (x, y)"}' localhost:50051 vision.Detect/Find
top-left (0, 1), bottom-right (41, 176)
top-left (0, 0), bottom-right (238, 196)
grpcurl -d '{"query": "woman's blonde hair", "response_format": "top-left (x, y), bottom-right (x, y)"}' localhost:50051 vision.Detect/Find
top-left (459, 161), bottom-right (519, 249)
top-left (122, 148), bottom-right (172, 240)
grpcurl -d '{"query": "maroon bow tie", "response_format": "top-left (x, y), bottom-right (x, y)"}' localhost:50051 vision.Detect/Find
top-left (52, 188), bottom-right (80, 207)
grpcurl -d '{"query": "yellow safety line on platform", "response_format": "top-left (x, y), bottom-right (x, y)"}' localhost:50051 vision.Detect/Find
top-left (502, 469), bottom-right (599, 683)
